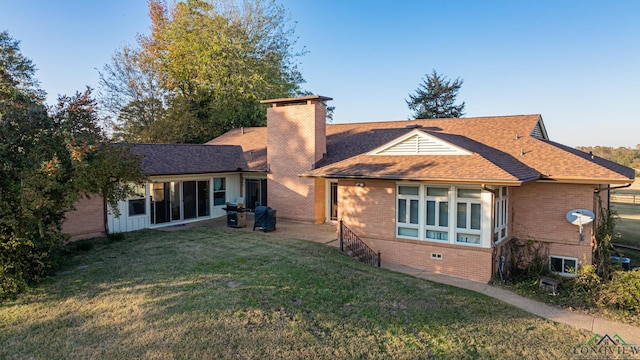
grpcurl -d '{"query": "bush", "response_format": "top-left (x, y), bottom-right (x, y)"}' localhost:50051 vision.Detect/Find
top-left (565, 264), bottom-right (602, 307)
top-left (599, 269), bottom-right (640, 311)
top-left (0, 233), bottom-right (64, 301)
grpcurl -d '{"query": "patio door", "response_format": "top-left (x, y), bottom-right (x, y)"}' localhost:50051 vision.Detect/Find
top-left (245, 178), bottom-right (267, 210)
top-left (151, 180), bottom-right (210, 225)
top-left (151, 182), bottom-right (180, 224)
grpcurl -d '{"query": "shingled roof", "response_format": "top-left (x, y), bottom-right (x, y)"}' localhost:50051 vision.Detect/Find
top-left (128, 143), bottom-right (248, 176)
top-left (207, 115), bottom-right (635, 185)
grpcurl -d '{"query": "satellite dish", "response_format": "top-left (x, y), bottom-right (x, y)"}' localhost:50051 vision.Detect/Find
top-left (565, 209), bottom-right (595, 226)
top-left (565, 209), bottom-right (595, 242)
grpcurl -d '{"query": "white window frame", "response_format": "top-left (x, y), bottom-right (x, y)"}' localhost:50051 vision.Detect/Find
top-left (395, 183), bottom-right (491, 248)
top-left (396, 185), bottom-right (420, 239)
top-left (549, 255), bottom-right (578, 277)
top-left (213, 177), bottom-right (226, 207)
top-left (455, 188), bottom-right (482, 245)
top-left (128, 184), bottom-right (147, 217)
top-left (425, 187), bottom-right (449, 241)
top-left (494, 187), bottom-right (508, 243)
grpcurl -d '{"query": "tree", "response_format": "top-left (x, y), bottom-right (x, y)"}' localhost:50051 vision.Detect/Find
top-left (406, 69), bottom-right (465, 119)
top-left (0, 32), bottom-right (146, 300)
top-left (99, 0), bottom-right (306, 143)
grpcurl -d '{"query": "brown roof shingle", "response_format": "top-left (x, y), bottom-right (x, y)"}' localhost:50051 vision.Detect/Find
top-left (129, 143), bottom-right (248, 176)
top-left (207, 115), bottom-right (635, 184)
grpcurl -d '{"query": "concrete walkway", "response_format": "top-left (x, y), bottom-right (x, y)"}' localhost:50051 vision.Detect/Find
top-left (382, 261), bottom-right (640, 343)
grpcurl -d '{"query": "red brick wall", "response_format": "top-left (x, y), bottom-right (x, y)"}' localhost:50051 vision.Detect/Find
top-left (338, 179), bottom-right (396, 240)
top-left (369, 237), bottom-right (494, 282)
top-left (510, 182), bottom-right (596, 264)
top-left (266, 101), bottom-right (327, 222)
top-left (62, 195), bottom-right (106, 241)
top-left (338, 179), bottom-right (492, 282)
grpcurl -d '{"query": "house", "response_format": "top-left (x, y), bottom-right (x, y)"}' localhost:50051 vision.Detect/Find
top-left (63, 95), bottom-right (635, 282)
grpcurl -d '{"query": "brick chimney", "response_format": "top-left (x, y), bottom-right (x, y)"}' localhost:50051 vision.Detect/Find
top-left (261, 95), bottom-right (332, 223)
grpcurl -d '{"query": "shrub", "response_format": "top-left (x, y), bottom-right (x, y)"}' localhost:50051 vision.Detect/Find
top-left (565, 263), bottom-right (602, 307)
top-left (599, 269), bottom-right (640, 311)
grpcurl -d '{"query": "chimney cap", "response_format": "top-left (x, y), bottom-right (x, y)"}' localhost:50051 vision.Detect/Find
top-left (261, 95), bottom-right (333, 107)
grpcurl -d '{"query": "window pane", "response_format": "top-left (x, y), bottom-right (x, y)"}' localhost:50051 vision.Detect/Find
top-left (458, 188), bottom-right (481, 199)
top-left (214, 178), bottom-right (225, 191)
top-left (457, 203), bottom-right (467, 228)
top-left (214, 192), bottom-right (226, 206)
top-left (198, 180), bottom-right (210, 217)
top-left (564, 259), bottom-right (577, 274)
top-left (183, 181), bottom-right (197, 219)
top-left (427, 187), bottom-right (448, 197)
top-left (471, 203), bottom-right (481, 230)
top-left (426, 230), bottom-right (448, 241)
top-left (128, 199), bottom-right (146, 216)
top-left (550, 257), bottom-right (563, 273)
top-left (398, 199), bottom-right (407, 223)
top-left (398, 227), bottom-right (419, 237)
top-left (456, 233), bottom-right (480, 244)
top-left (410, 199), bottom-right (419, 224)
top-left (399, 186), bottom-right (419, 195)
top-left (439, 202), bottom-right (448, 227)
top-left (426, 200), bottom-right (435, 226)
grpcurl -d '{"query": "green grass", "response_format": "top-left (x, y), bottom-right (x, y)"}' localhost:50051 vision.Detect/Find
top-left (0, 227), bottom-right (589, 359)
top-left (611, 202), bottom-right (640, 268)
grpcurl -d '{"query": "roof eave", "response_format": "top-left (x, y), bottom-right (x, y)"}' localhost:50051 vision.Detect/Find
top-left (299, 173), bottom-right (533, 186)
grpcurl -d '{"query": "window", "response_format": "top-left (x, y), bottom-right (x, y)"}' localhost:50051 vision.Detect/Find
top-left (494, 187), bottom-right (508, 242)
top-left (425, 187), bottom-right (448, 241)
top-left (213, 178), bottom-right (226, 206)
top-left (455, 188), bottom-right (481, 244)
top-left (397, 186), bottom-right (419, 238)
top-left (550, 256), bottom-right (578, 277)
top-left (395, 184), bottom-right (488, 247)
top-left (128, 184), bottom-right (146, 216)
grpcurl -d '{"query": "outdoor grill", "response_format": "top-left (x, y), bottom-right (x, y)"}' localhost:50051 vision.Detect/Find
top-left (223, 202), bottom-right (246, 228)
top-left (253, 206), bottom-right (276, 232)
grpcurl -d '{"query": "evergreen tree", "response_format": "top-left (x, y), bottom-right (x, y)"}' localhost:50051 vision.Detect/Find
top-left (406, 69), bottom-right (465, 119)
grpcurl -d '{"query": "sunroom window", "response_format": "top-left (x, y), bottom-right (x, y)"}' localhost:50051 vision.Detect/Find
top-left (396, 184), bottom-right (488, 247)
top-left (397, 186), bottom-right (419, 238)
top-left (455, 188), bottom-right (481, 244)
top-left (494, 187), bottom-right (508, 242)
top-left (425, 187), bottom-right (449, 241)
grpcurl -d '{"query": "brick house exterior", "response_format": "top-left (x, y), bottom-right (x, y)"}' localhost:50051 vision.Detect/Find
top-left (64, 95), bottom-right (634, 282)
top-left (212, 95), bottom-right (634, 282)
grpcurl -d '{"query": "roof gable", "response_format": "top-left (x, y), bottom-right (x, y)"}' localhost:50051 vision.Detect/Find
top-left (369, 129), bottom-right (472, 156)
top-left (530, 116), bottom-right (549, 140)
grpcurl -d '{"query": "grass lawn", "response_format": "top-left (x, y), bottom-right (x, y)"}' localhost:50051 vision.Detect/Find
top-left (0, 226), bottom-right (589, 359)
top-left (611, 202), bottom-right (640, 267)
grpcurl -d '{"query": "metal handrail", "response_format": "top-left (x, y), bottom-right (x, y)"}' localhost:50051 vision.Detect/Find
top-left (339, 219), bottom-right (380, 267)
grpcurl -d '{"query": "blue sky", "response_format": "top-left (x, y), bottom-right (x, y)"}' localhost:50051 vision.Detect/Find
top-left (2, 1), bottom-right (639, 147)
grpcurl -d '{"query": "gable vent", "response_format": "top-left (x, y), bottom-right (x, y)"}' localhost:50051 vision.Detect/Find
top-left (372, 132), bottom-right (471, 156)
top-left (530, 117), bottom-right (549, 140)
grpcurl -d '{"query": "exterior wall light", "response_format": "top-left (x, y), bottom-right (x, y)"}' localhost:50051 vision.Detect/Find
top-left (355, 182), bottom-right (365, 187)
